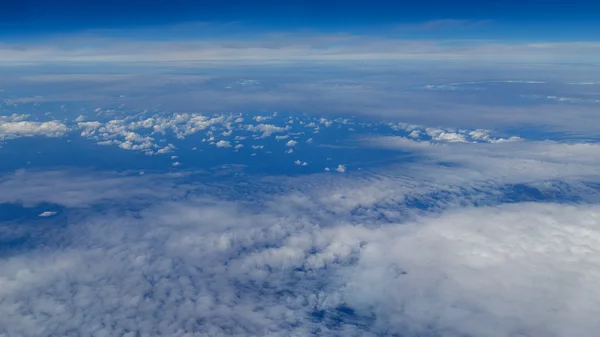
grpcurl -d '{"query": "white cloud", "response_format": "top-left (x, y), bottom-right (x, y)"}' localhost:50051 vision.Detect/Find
top-left (320, 118), bottom-right (333, 127)
top-left (3, 29), bottom-right (600, 63)
top-left (336, 165), bottom-right (347, 173)
top-left (38, 211), bottom-right (56, 217)
top-left (1, 133), bottom-right (600, 337)
top-left (0, 119), bottom-right (68, 139)
top-left (253, 116), bottom-right (270, 122)
top-left (215, 140), bottom-right (232, 148)
top-left (1, 169), bottom-right (599, 336)
top-left (246, 124), bottom-right (289, 138)
top-left (156, 144), bottom-right (175, 154)
top-left (286, 140), bottom-right (298, 147)
top-left (408, 130), bottom-right (420, 138)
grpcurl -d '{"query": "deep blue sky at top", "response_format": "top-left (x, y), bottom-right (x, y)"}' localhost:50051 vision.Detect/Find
top-left (1, 0), bottom-right (599, 41)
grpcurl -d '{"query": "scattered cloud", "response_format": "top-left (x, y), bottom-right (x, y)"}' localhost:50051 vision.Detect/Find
top-left (216, 140), bottom-right (232, 148)
top-left (37, 211), bottom-right (56, 217)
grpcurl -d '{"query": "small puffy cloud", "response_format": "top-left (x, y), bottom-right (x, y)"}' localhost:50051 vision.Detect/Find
top-left (408, 130), bottom-right (420, 138)
top-left (306, 138), bottom-right (313, 143)
top-left (156, 144), bottom-right (176, 154)
top-left (294, 160), bottom-right (308, 166)
top-left (320, 118), bottom-right (332, 127)
top-left (234, 144), bottom-right (244, 149)
top-left (172, 162), bottom-right (181, 167)
top-left (325, 167), bottom-right (330, 171)
top-left (253, 116), bottom-right (270, 122)
top-left (78, 121), bottom-right (102, 137)
top-left (252, 145), bottom-right (264, 149)
top-left (286, 140), bottom-right (298, 147)
top-left (426, 128), bottom-right (469, 143)
top-left (246, 124), bottom-right (289, 138)
top-left (216, 140), bottom-right (232, 148)
top-left (275, 135), bottom-right (289, 140)
top-left (336, 164), bottom-right (346, 173)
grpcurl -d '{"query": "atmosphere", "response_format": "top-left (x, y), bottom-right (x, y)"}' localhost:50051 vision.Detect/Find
top-left (2, 0), bottom-right (600, 62)
top-left (1, 1), bottom-right (600, 337)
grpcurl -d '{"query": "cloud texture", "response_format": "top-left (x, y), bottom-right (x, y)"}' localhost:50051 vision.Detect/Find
top-left (1, 128), bottom-right (600, 336)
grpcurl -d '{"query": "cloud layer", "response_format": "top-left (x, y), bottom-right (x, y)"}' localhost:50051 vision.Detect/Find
top-left (1, 125), bottom-right (600, 336)
top-left (2, 27), bottom-right (600, 62)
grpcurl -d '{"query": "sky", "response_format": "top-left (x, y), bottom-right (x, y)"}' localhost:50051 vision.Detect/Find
top-left (2, 0), bottom-right (600, 62)
top-left (2, 1), bottom-right (600, 337)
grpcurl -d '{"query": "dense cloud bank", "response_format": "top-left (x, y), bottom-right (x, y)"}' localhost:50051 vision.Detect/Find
top-left (2, 134), bottom-right (600, 337)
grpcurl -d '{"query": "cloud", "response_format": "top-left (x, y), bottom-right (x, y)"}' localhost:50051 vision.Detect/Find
top-left (1, 166), bottom-right (600, 336)
top-left (0, 170), bottom-right (186, 207)
top-left (246, 124), bottom-right (289, 138)
top-left (2, 60), bottom-right (600, 336)
top-left (319, 203), bottom-right (600, 337)
top-left (2, 26), bottom-right (600, 62)
top-left (395, 19), bottom-right (493, 32)
top-left (0, 120), bottom-right (68, 139)
top-left (37, 211), bottom-right (56, 217)
top-left (286, 140), bottom-right (298, 147)
top-left (216, 140), bottom-right (232, 148)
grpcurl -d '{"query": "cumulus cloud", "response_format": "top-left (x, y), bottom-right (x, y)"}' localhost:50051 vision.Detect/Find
top-left (246, 124), bottom-right (289, 138)
top-left (286, 140), bottom-right (298, 147)
top-left (216, 140), bottom-right (232, 148)
top-left (336, 164), bottom-right (347, 173)
top-left (0, 119), bottom-right (68, 139)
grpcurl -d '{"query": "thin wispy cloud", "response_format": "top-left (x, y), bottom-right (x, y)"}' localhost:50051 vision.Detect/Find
top-left (1, 24), bottom-right (599, 62)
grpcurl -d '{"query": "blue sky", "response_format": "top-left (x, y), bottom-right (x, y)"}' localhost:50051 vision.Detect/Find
top-left (3, 0), bottom-right (600, 40)
top-left (1, 0), bottom-right (599, 63)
